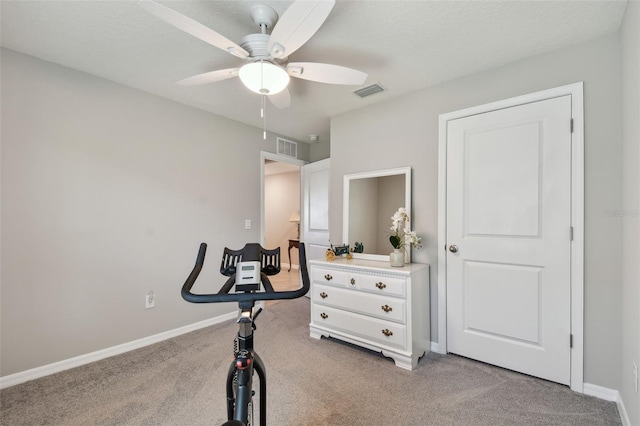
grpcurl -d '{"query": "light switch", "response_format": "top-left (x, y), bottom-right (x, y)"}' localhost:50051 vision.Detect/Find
top-left (245, 219), bottom-right (252, 230)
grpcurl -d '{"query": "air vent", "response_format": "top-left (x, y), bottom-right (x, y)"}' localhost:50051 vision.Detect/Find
top-left (277, 137), bottom-right (298, 159)
top-left (354, 83), bottom-right (385, 98)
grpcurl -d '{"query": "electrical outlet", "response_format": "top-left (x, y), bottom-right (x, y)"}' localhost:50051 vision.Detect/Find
top-left (634, 362), bottom-right (638, 393)
top-left (145, 291), bottom-right (155, 309)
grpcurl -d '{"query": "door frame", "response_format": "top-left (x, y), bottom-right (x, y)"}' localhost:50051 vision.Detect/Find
top-left (436, 82), bottom-right (584, 392)
top-left (260, 151), bottom-right (308, 248)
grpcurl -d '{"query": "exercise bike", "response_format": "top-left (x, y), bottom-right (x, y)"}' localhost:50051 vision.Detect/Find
top-left (181, 242), bottom-right (310, 426)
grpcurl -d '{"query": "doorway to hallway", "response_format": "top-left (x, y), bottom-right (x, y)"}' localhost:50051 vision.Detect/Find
top-left (261, 152), bottom-right (306, 291)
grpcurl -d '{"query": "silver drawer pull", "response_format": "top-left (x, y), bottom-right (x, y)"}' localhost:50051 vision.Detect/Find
top-left (320, 312), bottom-right (328, 319)
top-left (381, 304), bottom-right (392, 313)
top-left (382, 329), bottom-right (393, 337)
top-left (375, 282), bottom-right (386, 290)
top-left (320, 292), bottom-right (328, 299)
top-left (324, 274), bottom-right (333, 281)
top-left (350, 278), bottom-right (356, 285)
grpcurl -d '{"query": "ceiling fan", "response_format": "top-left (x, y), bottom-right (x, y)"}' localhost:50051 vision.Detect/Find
top-left (138, 0), bottom-right (368, 109)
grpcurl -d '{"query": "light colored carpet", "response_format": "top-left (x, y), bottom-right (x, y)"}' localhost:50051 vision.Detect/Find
top-left (1, 297), bottom-right (621, 425)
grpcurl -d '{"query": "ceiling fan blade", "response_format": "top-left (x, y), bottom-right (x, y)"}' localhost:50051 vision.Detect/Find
top-left (267, 0), bottom-right (335, 59)
top-left (287, 62), bottom-right (367, 85)
top-left (177, 68), bottom-right (239, 86)
top-left (268, 89), bottom-right (291, 109)
top-left (138, 0), bottom-right (249, 59)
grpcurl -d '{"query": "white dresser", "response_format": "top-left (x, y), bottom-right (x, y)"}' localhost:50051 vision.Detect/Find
top-left (309, 257), bottom-right (430, 370)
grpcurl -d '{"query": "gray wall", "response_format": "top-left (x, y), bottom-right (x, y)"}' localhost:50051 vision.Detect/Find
top-left (310, 139), bottom-right (330, 162)
top-left (620, 0), bottom-right (640, 423)
top-left (330, 33), bottom-right (623, 390)
top-left (0, 48), bottom-right (306, 376)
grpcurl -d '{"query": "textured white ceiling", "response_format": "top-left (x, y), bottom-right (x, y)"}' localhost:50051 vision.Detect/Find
top-left (0, 0), bottom-right (628, 143)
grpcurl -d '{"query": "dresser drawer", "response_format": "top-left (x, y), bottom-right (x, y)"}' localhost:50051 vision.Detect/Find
top-left (312, 304), bottom-right (407, 350)
top-left (313, 283), bottom-right (406, 324)
top-left (347, 272), bottom-right (406, 297)
top-left (311, 266), bottom-right (349, 288)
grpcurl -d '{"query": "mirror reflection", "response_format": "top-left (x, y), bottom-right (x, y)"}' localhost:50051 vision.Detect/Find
top-left (343, 167), bottom-right (411, 260)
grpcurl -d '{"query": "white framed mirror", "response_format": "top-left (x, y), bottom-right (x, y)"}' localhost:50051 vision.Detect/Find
top-left (343, 167), bottom-right (412, 262)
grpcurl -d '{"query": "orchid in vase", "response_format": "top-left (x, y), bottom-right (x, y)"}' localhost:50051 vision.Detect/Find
top-left (389, 207), bottom-right (422, 253)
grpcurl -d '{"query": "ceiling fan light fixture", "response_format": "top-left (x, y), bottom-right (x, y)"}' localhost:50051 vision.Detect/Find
top-left (239, 62), bottom-right (290, 95)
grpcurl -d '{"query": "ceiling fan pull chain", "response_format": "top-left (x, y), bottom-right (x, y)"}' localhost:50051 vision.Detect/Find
top-left (260, 59), bottom-right (264, 91)
top-left (259, 57), bottom-right (267, 141)
top-left (262, 94), bottom-right (267, 141)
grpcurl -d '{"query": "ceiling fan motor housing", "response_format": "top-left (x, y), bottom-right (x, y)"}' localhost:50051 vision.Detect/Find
top-left (241, 34), bottom-right (288, 65)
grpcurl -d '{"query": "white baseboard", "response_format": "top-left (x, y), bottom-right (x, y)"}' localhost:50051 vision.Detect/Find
top-left (0, 311), bottom-right (237, 390)
top-left (584, 383), bottom-right (619, 401)
top-left (583, 383), bottom-right (630, 426)
top-left (430, 341), bottom-right (441, 353)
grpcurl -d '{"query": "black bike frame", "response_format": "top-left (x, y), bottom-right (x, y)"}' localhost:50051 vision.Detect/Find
top-left (181, 242), bottom-right (310, 426)
top-left (226, 307), bottom-right (267, 425)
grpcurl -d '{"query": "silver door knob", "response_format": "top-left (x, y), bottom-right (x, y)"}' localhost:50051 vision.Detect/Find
top-left (449, 245), bottom-right (458, 253)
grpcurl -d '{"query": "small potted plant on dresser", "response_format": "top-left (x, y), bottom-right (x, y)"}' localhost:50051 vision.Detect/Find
top-left (389, 207), bottom-right (422, 267)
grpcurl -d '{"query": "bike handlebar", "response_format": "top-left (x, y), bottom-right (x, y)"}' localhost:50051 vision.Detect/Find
top-left (181, 242), bottom-right (311, 304)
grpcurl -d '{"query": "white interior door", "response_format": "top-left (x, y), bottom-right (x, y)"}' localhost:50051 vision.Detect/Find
top-left (302, 159), bottom-right (330, 262)
top-left (446, 96), bottom-right (572, 385)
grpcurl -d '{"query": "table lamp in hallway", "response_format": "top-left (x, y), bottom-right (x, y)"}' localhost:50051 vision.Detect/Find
top-left (288, 211), bottom-right (300, 272)
top-left (289, 210), bottom-right (300, 239)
